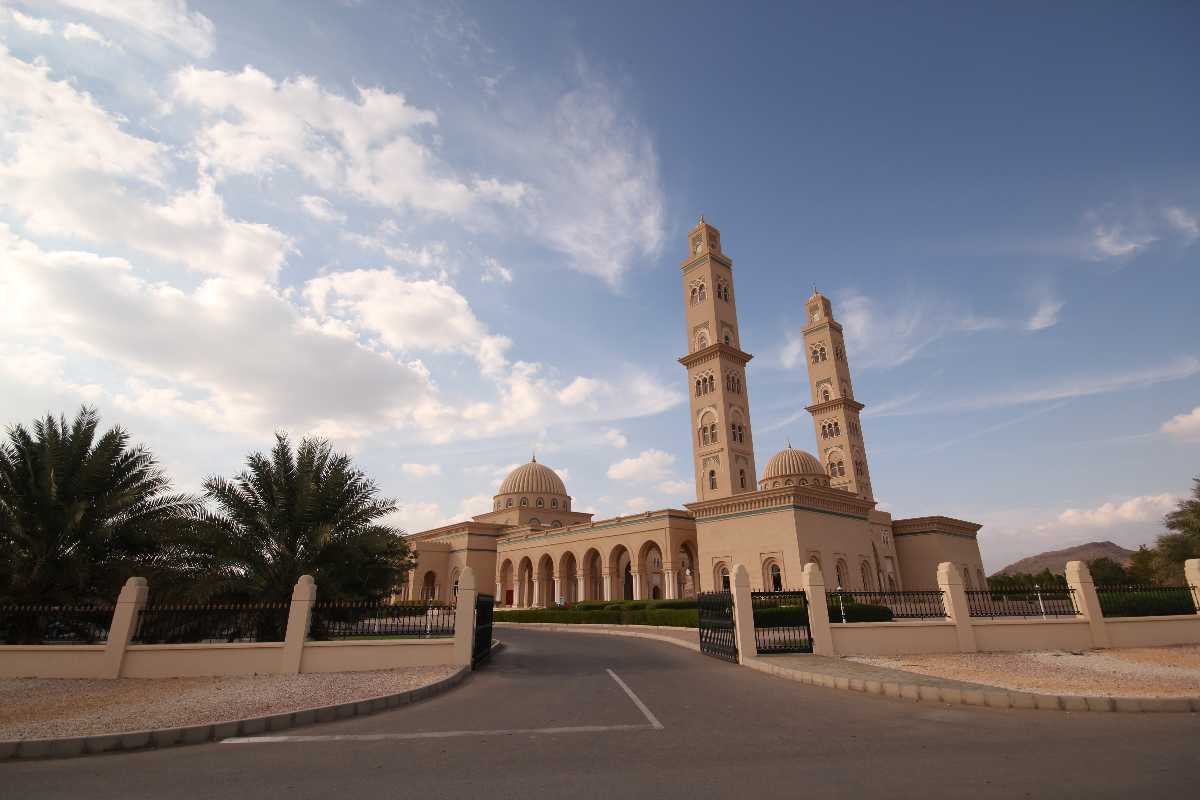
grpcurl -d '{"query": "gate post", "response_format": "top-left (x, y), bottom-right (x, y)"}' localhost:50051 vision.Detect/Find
top-left (102, 577), bottom-right (148, 679)
top-left (453, 567), bottom-right (478, 666)
top-left (937, 562), bottom-right (977, 653)
top-left (800, 562), bottom-right (834, 656)
top-left (1066, 560), bottom-right (1109, 649)
top-left (731, 564), bottom-right (757, 664)
top-left (281, 574), bottom-right (316, 674)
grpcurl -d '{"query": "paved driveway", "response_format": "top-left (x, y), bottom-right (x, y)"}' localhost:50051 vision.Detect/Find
top-left (3, 628), bottom-right (1196, 798)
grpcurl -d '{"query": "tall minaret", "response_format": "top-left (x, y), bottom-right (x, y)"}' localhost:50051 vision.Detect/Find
top-left (802, 290), bottom-right (874, 500)
top-left (679, 217), bottom-right (757, 501)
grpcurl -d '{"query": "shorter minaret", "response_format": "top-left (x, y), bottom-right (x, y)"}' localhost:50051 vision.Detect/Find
top-left (802, 290), bottom-right (873, 500)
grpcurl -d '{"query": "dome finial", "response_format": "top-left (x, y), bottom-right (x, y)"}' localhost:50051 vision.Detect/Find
top-left (699, 213), bottom-right (705, 224)
top-left (786, 437), bottom-right (792, 449)
top-left (531, 448), bottom-right (536, 463)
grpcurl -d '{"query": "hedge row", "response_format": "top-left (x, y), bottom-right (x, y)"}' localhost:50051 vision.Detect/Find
top-left (1097, 591), bottom-right (1197, 618)
top-left (569, 599), bottom-right (698, 612)
top-left (493, 608), bottom-right (700, 628)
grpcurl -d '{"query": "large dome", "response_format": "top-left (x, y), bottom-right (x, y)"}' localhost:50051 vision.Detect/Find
top-left (497, 459), bottom-right (568, 497)
top-left (760, 446), bottom-right (829, 490)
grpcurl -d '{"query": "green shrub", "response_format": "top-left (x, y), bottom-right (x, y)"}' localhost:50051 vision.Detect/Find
top-left (630, 609), bottom-right (699, 627)
top-left (493, 610), bottom-right (622, 624)
top-left (645, 599), bottom-right (698, 610)
top-left (1097, 590), bottom-right (1196, 618)
top-left (827, 602), bottom-right (894, 623)
top-left (569, 601), bottom-right (610, 612)
top-left (753, 605), bottom-right (809, 627)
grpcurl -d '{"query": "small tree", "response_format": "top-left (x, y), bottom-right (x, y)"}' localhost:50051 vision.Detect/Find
top-left (0, 407), bottom-right (199, 606)
top-left (186, 433), bottom-right (413, 603)
top-left (1086, 557), bottom-right (1129, 585)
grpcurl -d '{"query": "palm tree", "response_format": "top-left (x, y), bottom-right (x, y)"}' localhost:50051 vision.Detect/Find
top-left (0, 407), bottom-right (200, 606)
top-left (187, 434), bottom-right (412, 603)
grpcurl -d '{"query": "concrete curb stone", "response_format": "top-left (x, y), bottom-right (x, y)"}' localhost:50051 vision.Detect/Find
top-left (0, 654), bottom-right (481, 761)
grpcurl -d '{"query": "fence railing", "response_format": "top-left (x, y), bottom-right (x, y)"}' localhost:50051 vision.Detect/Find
top-left (1095, 585), bottom-right (1199, 618)
top-left (966, 588), bottom-right (1079, 618)
top-left (308, 601), bottom-right (455, 640)
top-left (750, 590), bottom-right (812, 653)
top-left (0, 605), bottom-right (114, 645)
top-left (827, 590), bottom-right (947, 622)
top-left (132, 603), bottom-right (291, 644)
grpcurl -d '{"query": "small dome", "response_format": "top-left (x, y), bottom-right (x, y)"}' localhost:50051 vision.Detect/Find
top-left (497, 459), bottom-right (567, 497)
top-left (762, 447), bottom-right (825, 480)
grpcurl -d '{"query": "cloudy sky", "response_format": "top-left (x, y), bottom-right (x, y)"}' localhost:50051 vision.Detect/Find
top-left (1, 1), bottom-right (1197, 570)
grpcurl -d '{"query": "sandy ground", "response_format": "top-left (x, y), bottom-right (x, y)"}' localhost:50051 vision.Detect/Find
top-left (0, 665), bottom-right (459, 740)
top-left (851, 645), bottom-right (1200, 698)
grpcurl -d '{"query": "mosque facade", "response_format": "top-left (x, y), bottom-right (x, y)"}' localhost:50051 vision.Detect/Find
top-left (402, 219), bottom-right (986, 605)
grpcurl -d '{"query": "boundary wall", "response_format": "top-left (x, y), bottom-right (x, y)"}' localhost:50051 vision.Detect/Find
top-left (0, 569), bottom-right (482, 679)
top-left (728, 558), bottom-right (1200, 659)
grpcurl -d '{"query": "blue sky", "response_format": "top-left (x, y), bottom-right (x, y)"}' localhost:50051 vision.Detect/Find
top-left (1, 1), bottom-right (1196, 570)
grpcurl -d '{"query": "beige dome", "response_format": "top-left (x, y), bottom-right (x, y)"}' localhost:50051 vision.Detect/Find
top-left (763, 447), bottom-right (824, 479)
top-left (497, 459), bottom-right (568, 497)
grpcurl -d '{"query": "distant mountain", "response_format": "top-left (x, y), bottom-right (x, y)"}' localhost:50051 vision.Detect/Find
top-left (992, 541), bottom-right (1136, 577)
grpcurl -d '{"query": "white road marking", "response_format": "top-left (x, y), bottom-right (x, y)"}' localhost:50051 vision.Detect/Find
top-left (606, 668), bottom-right (664, 730)
top-left (222, 669), bottom-right (664, 745)
top-left (222, 724), bottom-right (651, 744)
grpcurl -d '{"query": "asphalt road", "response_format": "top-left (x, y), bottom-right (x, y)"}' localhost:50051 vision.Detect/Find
top-left (3, 628), bottom-right (1197, 799)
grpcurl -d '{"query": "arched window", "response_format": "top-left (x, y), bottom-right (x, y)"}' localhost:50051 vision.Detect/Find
top-left (773, 480), bottom-right (780, 488)
top-left (551, 498), bottom-right (558, 509)
top-left (506, 498), bottom-right (513, 508)
top-left (835, 559), bottom-right (849, 589)
top-left (708, 470), bottom-right (717, 490)
top-left (536, 497), bottom-right (544, 508)
top-left (822, 388), bottom-right (831, 402)
top-left (819, 346), bottom-right (827, 362)
top-left (860, 562), bottom-right (873, 591)
top-left (709, 423), bottom-right (718, 442)
top-left (799, 478), bottom-right (807, 485)
top-left (520, 497), bottom-right (529, 507)
top-left (690, 287), bottom-right (698, 305)
top-left (785, 479), bottom-right (793, 486)
top-left (738, 425), bottom-right (745, 442)
top-left (770, 563), bottom-right (783, 591)
top-left (695, 379), bottom-right (702, 397)
top-left (698, 284), bottom-right (707, 302)
top-left (730, 422), bottom-right (737, 440)
top-left (811, 348), bottom-right (820, 365)
top-left (529, 518), bottom-right (540, 526)
top-left (700, 426), bottom-right (710, 446)
top-left (739, 469), bottom-right (746, 489)
top-left (551, 521), bottom-right (562, 528)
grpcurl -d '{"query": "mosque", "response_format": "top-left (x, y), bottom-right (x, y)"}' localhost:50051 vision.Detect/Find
top-left (402, 218), bottom-right (986, 605)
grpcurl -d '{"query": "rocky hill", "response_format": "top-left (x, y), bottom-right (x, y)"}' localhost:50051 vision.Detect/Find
top-left (992, 540), bottom-right (1135, 577)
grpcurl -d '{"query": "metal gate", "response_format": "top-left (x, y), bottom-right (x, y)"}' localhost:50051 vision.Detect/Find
top-left (472, 593), bottom-right (494, 667)
top-left (697, 591), bottom-right (738, 662)
top-left (750, 590), bottom-right (812, 654)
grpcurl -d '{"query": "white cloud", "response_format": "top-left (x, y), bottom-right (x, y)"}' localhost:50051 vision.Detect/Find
top-left (1162, 406), bottom-right (1200, 440)
top-left (343, 229), bottom-right (449, 271)
top-left (1089, 226), bottom-right (1155, 260)
top-left (603, 428), bottom-right (627, 448)
top-left (299, 195), bottom-right (347, 224)
top-left (173, 65), bottom-right (526, 215)
top-left (657, 479), bottom-right (691, 495)
top-left (8, 9), bottom-right (53, 34)
top-left (400, 463), bottom-right (442, 478)
top-left (50, 0), bottom-right (215, 57)
top-left (0, 47), bottom-right (291, 282)
top-left (62, 21), bottom-right (116, 47)
top-left (1047, 494), bottom-right (1178, 529)
top-left (1026, 298), bottom-right (1064, 332)
top-left (480, 256), bottom-right (513, 284)
top-left (1164, 207), bottom-right (1200, 242)
top-left (622, 496), bottom-right (653, 513)
top-left (607, 449), bottom-right (676, 482)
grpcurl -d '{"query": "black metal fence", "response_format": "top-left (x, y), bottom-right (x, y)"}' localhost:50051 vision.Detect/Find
top-left (132, 603), bottom-right (290, 644)
top-left (750, 591), bottom-right (812, 654)
top-left (308, 601), bottom-right (455, 640)
top-left (473, 593), bottom-right (494, 667)
top-left (966, 588), bottom-right (1079, 618)
top-left (1096, 585), bottom-right (1199, 618)
top-left (827, 590), bottom-right (947, 622)
top-left (0, 605), bottom-right (114, 645)
top-left (697, 591), bottom-right (738, 662)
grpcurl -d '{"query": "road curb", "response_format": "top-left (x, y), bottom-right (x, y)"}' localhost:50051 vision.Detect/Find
top-left (741, 657), bottom-right (1200, 713)
top-left (494, 622), bottom-right (700, 652)
top-left (0, 662), bottom-right (476, 761)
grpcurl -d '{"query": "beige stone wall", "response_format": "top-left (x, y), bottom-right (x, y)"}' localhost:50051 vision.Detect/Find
top-left (829, 621), bottom-right (960, 656)
top-left (0, 646), bottom-right (107, 679)
top-left (121, 643), bottom-right (286, 678)
top-left (894, 532), bottom-right (985, 590)
top-left (971, 620), bottom-right (1095, 652)
top-left (300, 639), bottom-right (457, 673)
top-left (1105, 616), bottom-right (1200, 648)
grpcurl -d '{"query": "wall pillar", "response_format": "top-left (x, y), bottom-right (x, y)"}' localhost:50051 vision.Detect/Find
top-left (530, 577), bottom-right (541, 608)
top-left (1066, 560), bottom-right (1110, 649)
top-left (602, 571), bottom-right (612, 601)
top-left (575, 575), bottom-right (586, 604)
top-left (281, 574), bottom-right (316, 674)
top-left (1186, 559), bottom-right (1200, 614)
top-left (453, 567), bottom-right (478, 667)
top-left (495, 578), bottom-right (503, 604)
top-left (799, 562), bottom-right (834, 656)
top-left (663, 569), bottom-right (677, 599)
top-left (730, 564), bottom-right (757, 664)
top-left (937, 562), bottom-right (977, 653)
top-left (101, 577), bottom-right (148, 679)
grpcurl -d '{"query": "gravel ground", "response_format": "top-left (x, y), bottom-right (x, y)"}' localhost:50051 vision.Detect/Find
top-left (850, 645), bottom-right (1200, 698)
top-left (0, 666), bottom-right (459, 740)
